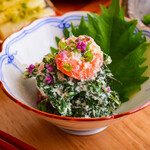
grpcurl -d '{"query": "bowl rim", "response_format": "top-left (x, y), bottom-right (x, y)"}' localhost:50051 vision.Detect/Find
top-left (0, 11), bottom-right (150, 122)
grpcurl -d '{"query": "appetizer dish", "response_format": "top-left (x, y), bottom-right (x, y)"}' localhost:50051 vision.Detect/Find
top-left (23, 35), bottom-right (120, 118)
top-left (22, 0), bottom-right (149, 118)
top-left (0, 0), bottom-right (55, 41)
top-left (1, 0), bottom-right (150, 135)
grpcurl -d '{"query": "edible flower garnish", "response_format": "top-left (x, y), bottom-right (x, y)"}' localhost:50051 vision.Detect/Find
top-left (44, 76), bottom-right (52, 84)
top-left (28, 64), bottom-right (35, 74)
top-left (46, 65), bottom-right (54, 72)
top-left (107, 87), bottom-right (111, 92)
top-left (77, 41), bottom-right (87, 52)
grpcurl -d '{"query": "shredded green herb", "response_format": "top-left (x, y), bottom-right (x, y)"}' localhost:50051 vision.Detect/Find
top-left (63, 63), bottom-right (73, 71)
top-left (25, 55), bottom-right (120, 117)
top-left (83, 51), bottom-right (93, 62)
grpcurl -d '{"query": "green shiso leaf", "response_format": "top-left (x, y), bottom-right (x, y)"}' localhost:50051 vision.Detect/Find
top-left (64, 0), bottom-right (149, 102)
top-left (63, 63), bottom-right (73, 71)
top-left (64, 27), bottom-right (70, 39)
top-left (83, 51), bottom-right (93, 62)
top-left (50, 47), bottom-right (57, 55)
top-left (55, 36), bottom-right (61, 46)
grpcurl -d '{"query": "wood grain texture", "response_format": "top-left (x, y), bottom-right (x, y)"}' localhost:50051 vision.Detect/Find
top-left (0, 88), bottom-right (150, 150)
top-left (0, 0), bottom-right (150, 150)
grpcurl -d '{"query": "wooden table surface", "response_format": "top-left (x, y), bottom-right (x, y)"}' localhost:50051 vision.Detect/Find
top-left (0, 0), bottom-right (150, 150)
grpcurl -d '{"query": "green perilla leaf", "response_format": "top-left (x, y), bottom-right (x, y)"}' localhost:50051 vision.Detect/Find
top-left (64, 0), bottom-right (149, 102)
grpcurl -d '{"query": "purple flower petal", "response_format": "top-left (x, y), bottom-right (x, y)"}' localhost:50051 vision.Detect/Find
top-left (44, 76), bottom-right (52, 84)
top-left (28, 64), bottom-right (35, 74)
top-left (46, 65), bottom-right (54, 72)
top-left (86, 37), bottom-right (91, 41)
top-left (77, 42), bottom-right (87, 52)
top-left (107, 87), bottom-right (111, 92)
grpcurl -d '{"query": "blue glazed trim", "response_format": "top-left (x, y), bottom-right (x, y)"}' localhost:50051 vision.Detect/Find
top-left (0, 54), bottom-right (8, 82)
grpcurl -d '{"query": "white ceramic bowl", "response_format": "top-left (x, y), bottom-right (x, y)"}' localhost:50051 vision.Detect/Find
top-left (0, 11), bottom-right (150, 135)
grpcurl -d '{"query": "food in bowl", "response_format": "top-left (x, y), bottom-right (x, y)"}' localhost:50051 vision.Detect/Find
top-left (0, 0), bottom-right (150, 135)
top-left (0, 0), bottom-right (55, 41)
top-left (23, 35), bottom-right (121, 118)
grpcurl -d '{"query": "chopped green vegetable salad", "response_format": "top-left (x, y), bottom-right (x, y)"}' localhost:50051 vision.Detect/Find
top-left (23, 36), bottom-right (120, 117)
